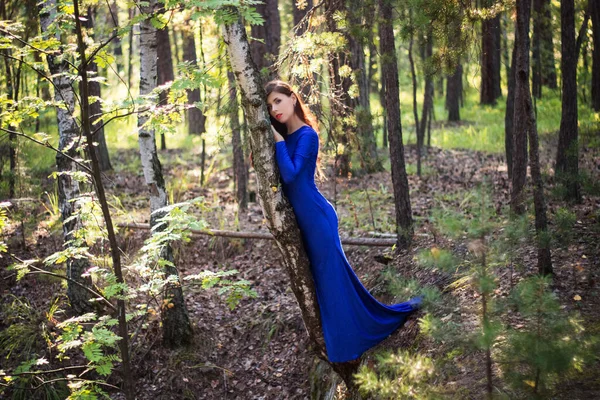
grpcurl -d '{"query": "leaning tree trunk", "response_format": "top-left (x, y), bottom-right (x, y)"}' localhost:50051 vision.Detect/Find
top-left (556, 0), bottom-right (581, 202)
top-left (347, 0), bottom-right (382, 173)
top-left (532, 0), bottom-right (557, 98)
top-left (139, 0), bottom-right (193, 348)
top-left (515, 0), bottom-right (553, 275)
top-left (182, 17), bottom-right (207, 137)
top-left (40, 0), bottom-right (93, 315)
top-left (84, 6), bottom-right (112, 171)
top-left (221, 7), bottom-right (367, 395)
top-left (228, 69), bottom-right (249, 210)
top-left (591, 0), bottom-right (600, 111)
top-left (379, 0), bottom-right (414, 248)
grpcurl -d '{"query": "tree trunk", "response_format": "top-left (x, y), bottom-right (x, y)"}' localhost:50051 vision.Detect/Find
top-left (326, 0), bottom-right (352, 178)
top-left (39, 0), bottom-right (93, 315)
top-left (379, 0), bottom-right (414, 248)
top-left (347, 0), bottom-right (382, 173)
top-left (446, 62), bottom-right (462, 122)
top-left (72, 2), bottom-right (135, 397)
top-left (182, 18), bottom-right (207, 136)
top-left (108, 0), bottom-right (124, 73)
top-left (228, 69), bottom-right (249, 210)
top-left (511, 8), bottom-right (528, 215)
top-left (417, 31), bottom-right (434, 177)
top-left (84, 6), bottom-right (112, 171)
top-left (221, 7), bottom-right (370, 394)
top-left (515, 0), bottom-right (553, 275)
top-left (505, 41), bottom-right (517, 180)
top-left (591, 0), bottom-right (600, 111)
top-left (139, 0), bottom-right (193, 348)
top-left (250, 0), bottom-right (281, 79)
top-left (556, 0), bottom-right (581, 202)
top-left (156, 18), bottom-right (174, 150)
top-left (127, 7), bottom-right (136, 89)
top-left (532, 0), bottom-right (557, 98)
top-left (481, 10), bottom-right (502, 104)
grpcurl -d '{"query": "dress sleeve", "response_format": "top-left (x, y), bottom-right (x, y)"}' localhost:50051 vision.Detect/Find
top-left (275, 130), bottom-right (318, 184)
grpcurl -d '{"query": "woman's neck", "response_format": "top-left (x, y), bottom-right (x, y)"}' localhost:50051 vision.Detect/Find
top-left (286, 114), bottom-right (307, 134)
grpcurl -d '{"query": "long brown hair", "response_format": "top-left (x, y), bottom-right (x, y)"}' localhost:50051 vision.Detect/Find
top-left (264, 80), bottom-right (326, 181)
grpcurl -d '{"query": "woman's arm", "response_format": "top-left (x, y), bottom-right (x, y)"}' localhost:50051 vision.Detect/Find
top-left (275, 130), bottom-right (318, 184)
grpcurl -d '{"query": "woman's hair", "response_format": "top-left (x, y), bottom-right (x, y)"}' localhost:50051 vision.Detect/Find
top-left (264, 79), bottom-right (326, 181)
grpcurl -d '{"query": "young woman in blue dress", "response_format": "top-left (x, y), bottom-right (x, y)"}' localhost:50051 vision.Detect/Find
top-left (265, 80), bottom-right (421, 363)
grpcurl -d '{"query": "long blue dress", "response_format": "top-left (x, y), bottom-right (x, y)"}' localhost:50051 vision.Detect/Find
top-left (274, 124), bottom-right (421, 363)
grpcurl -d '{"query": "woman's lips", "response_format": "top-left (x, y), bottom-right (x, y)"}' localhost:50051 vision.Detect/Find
top-left (276, 114), bottom-right (282, 119)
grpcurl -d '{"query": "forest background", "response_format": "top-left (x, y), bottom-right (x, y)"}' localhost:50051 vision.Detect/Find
top-left (0, 0), bottom-right (599, 398)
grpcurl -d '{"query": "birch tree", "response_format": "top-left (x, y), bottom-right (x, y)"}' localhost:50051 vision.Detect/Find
top-left (39, 0), bottom-right (93, 314)
top-left (138, 0), bottom-right (193, 347)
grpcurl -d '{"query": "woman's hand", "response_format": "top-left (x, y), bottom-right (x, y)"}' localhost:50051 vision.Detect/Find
top-left (272, 125), bottom-right (284, 143)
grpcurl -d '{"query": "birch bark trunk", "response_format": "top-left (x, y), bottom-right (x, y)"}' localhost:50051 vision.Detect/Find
top-left (39, 0), bottom-right (93, 315)
top-left (138, 0), bottom-right (193, 347)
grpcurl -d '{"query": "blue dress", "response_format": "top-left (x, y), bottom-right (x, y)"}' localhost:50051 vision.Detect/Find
top-left (274, 125), bottom-right (421, 363)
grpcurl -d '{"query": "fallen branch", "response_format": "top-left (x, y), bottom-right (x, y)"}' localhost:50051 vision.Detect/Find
top-left (118, 222), bottom-right (398, 247)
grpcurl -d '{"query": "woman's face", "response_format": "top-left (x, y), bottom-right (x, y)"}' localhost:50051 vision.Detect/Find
top-left (267, 91), bottom-right (296, 124)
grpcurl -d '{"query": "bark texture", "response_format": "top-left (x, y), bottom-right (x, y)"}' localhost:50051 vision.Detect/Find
top-left (556, 0), bottom-right (581, 202)
top-left (139, 0), bottom-right (193, 347)
top-left (40, 0), bottom-right (93, 315)
top-left (379, 0), bottom-right (414, 248)
top-left (515, 0), bottom-right (553, 275)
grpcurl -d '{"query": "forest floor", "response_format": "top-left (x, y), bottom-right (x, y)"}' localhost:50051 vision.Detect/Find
top-left (1, 129), bottom-right (599, 399)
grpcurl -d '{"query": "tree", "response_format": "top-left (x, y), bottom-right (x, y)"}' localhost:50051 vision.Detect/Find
top-left (156, 14), bottom-right (175, 150)
top-left (532, 0), bottom-right (557, 98)
top-left (39, 0), bottom-right (94, 315)
top-left (556, 0), bottom-right (581, 203)
top-left (138, 0), bottom-right (193, 347)
top-left (228, 69), bottom-right (248, 210)
top-left (182, 16), bottom-right (207, 137)
top-left (83, 6), bottom-right (112, 171)
top-left (347, 0), bottom-right (383, 173)
top-left (379, 0), bottom-right (414, 248)
top-left (514, 0), bottom-right (553, 275)
top-left (480, 3), bottom-right (502, 105)
top-left (505, 41), bottom-right (517, 180)
top-left (250, 0), bottom-right (281, 79)
top-left (591, 0), bottom-right (600, 111)
top-left (446, 61), bottom-right (462, 121)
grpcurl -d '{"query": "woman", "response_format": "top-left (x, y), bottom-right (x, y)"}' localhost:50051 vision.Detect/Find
top-left (265, 80), bottom-right (421, 363)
